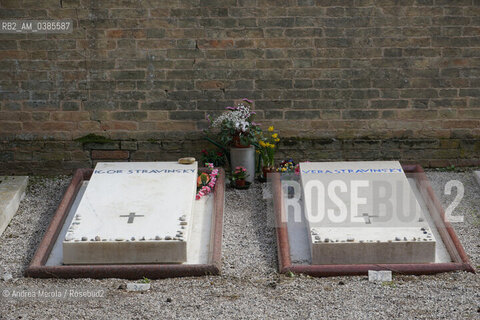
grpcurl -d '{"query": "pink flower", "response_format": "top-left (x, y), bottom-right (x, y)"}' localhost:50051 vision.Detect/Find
top-left (242, 98), bottom-right (253, 104)
top-left (196, 166), bottom-right (218, 200)
top-left (205, 162), bottom-right (214, 169)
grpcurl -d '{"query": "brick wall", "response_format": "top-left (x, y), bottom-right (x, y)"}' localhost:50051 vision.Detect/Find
top-left (1, 0), bottom-right (480, 174)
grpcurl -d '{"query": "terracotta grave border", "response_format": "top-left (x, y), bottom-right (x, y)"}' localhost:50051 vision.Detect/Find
top-left (272, 164), bottom-right (475, 277)
top-left (25, 167), bottom-right (225, 280)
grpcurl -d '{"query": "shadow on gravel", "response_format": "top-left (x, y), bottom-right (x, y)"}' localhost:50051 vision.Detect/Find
top-left (19, 176), bottom-right (72, 273)
top-left (248, 183), bottom-right (278, 273)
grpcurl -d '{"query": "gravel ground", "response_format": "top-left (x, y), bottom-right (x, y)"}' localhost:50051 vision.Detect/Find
top-left (0, 171), bottom-right (479, 320)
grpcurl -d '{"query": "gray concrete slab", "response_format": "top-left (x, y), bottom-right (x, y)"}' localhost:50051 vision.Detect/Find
top-left (46, 181), bottom-right (214, 266)
top-left (0, 176), bottom-right (28, 237)
top-left (299, 161), bottom-right (436, 264)
top-left (285, 177), bottom-right (452, 264)
top-left (63, 162), bottom-right (198, 264)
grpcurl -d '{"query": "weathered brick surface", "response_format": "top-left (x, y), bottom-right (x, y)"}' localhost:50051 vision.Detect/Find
top-left (0, 1), bottom-right (480, 173)
top-left (91, 150), bottom-right (129, 160)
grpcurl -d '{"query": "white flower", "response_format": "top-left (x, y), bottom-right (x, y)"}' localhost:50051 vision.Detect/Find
top-left (211, 104), bottom-right (253, 131)
top-left (234, 120), bottom-right (249, 132)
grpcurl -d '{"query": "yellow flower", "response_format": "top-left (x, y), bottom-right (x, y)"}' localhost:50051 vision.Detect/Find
top-left (268, 126), bottom-right (274, 132)
top-left (282, 167), bottom-right (287, 172)
top-left (274, 138), bottom-right (280, 142)
top-left (259, 140), bottom-right (266, 147)
top-left (271, 133), bottom-right (278, 139)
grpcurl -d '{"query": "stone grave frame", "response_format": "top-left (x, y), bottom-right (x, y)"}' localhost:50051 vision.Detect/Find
top-left (25, 167), bottom-right (225, 279)
top-left (272, 164), bottom-right (475, 276)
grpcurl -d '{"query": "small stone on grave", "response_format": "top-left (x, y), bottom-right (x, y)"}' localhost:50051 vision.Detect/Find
top-left (178, 157), bottom-right (196, 164)
top-left (1, 272), bottom-right (13, 282)
top-left (368, 270), bottom-right (392, 282)
top-left (126, 282), bottom-right (151, 292)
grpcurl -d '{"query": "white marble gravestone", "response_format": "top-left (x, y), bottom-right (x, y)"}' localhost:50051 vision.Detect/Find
top-left (299, 161), bottom-right (436, 265)
top-left (63, 162), bottom-right (197, 264)
top-left (0, 176), bottom-right (28, 237)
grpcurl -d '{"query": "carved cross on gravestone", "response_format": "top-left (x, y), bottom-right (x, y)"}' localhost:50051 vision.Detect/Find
top-left (120, 212), bottom-right (144, 224)
top-left (360, 212), bottom-right (378, 224)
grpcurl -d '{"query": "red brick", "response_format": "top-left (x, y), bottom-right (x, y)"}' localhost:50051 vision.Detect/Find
top-left (78, 121), bottom-right (101, 131)
top-left (61, 71), bottom-right (88, 80)
top-left (51, 112), bottom-right (90, 121)
top-left (196, 80), bottom-right (225, 90)
top-left (41, 122), bottom-right (75, 131)
top-left (100, 121), bottom-right (138, 131)
top-left (428, 159), bottom-right (454, 168)
top-left (147, 111), bottom-right (168, 120)
top-left (106, 30), bottom-right (124, 38)
top-left (23, 121), bottom-right (73, 131)
top-left (91, 150), bottom-right (129, 160)
top-left (197, 40), bottom-right (234, 49)
top-left (0, 51), bottom-right (28, 60)
top-left (0, 121), bottom-right (22, 132)
top-left (442, 120), bottom-right (480, 129)
top-left (155, 121), bottom-right (196, 131)
top-left (0, 112), bottom-right (31, 121)
top-left (137, 40), bottom-right (175, 49)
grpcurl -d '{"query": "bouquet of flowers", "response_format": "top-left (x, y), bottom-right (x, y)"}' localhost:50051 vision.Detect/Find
top-left (232, 166), bottom-right (248, 179)
top-left (196, 163), bottom-right (219, 200)
top-left (277, 159), bottom-right (300, 175)
top-left (258, 126), bottom-right (280, 168)
top-left (200, 149), bottom-right (227, 167)
top-left (206, 99), bottom-right (261, 148)
top-left (231, 166), bottom-right (249, 187)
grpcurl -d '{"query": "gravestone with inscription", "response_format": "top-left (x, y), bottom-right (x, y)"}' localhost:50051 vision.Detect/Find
top-left (63, 162), bottom-right (197, 264)
top-left (299, 161), bottom-right (436, 265)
